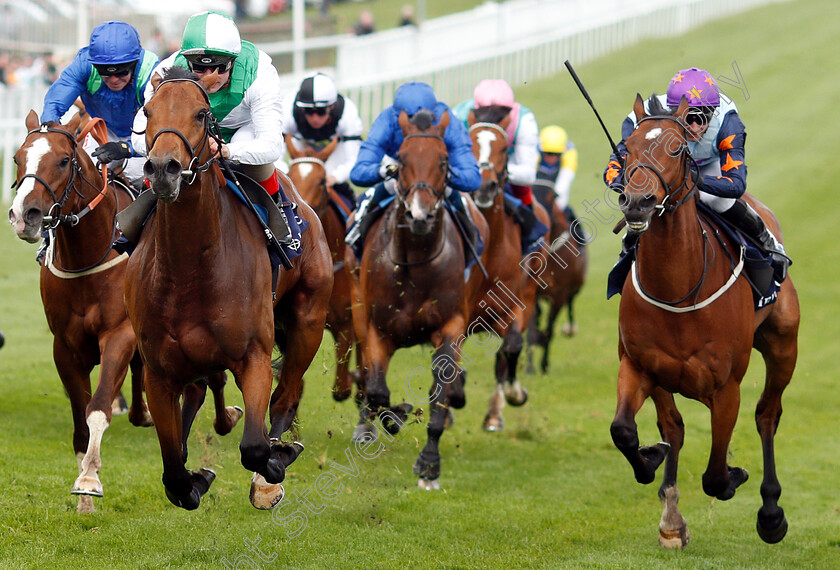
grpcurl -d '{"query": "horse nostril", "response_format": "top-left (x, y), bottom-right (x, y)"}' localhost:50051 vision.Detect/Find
top-left (143, 160), bottom-right (155, 178)
top-left (642, 194), bottom-right (657, 209)
top-left (23, 208), bottom-right (43, 226)
top-left (617, 193), bottom-right (628, 209)
top-left (165, 159), bottom-right (182, 177)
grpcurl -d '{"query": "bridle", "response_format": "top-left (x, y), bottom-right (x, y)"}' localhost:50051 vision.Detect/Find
top-left (144, 78), bottom-right (218, 185)
top-left (624, 115), bottom-right (698, 215)
top-left (288, 156), bottom-right (329, 217)
top-left (469, 121), bottom-right (508, 196)
top-left (12, 123), bottom-right (122, 274)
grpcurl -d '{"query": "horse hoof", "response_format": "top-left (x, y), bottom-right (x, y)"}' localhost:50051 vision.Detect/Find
top-left (250, 472), bottom-right (285, 510)
top-left (214, 406), bottom-right (243, 435)
top-left (352, 423), bottom-right (378, 443)
top-left (443, 408), bottom-right (455, 429)
top-left (482, 415), bottom-right (503, 432)
top-left (634, 442), bottom-right (670, 484)
top-left (129, 407), bottom-right (155, 427)
top-left (658, 525), bottom-right (690, 549)
top-left (757, 509), bottom-right (788, 543)
top-left (76, 495), bottom-right (95, 514)
top-left (716, 467), bottom-right (749, 501)
top-left (417, 478), bottom-right (441, 491)
top-left (504, 382), bottom-right (528, 406)
top-left (71, 476), bottom-right (103, 497)
top-left (111, 396), bottom-right (129, 416)
top-left (561, 323), bottom-right (578, 337)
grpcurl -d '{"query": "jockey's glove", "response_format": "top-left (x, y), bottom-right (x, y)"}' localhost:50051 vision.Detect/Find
top-left (92, 141), bottom-right (133, 164)
top-left (379, 164), bottom-right (399, 180)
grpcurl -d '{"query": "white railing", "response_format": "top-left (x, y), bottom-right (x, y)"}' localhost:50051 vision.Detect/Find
top-left (1, 0), bottom-right (786, 202)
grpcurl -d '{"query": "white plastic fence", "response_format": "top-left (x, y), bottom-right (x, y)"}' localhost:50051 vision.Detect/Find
top-left (1, 0), bottom-right (786, 202)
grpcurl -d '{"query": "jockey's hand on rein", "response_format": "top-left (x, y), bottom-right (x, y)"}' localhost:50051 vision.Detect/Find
top-left (92, 141), bottom-right (132, 164)
top-left (380, 164), bottom-right (399, 179)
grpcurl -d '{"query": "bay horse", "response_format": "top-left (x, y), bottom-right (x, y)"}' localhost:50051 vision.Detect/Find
top-left (8, 111), bottom-right (153, 513)
top-left (347, 109), bottom-right (489, 489)
top-left (611, 94), bottom-right (799, 547)
top-left (125, 68), bottom-right (333, 510)
top-left (465, 111), bottom-right (549, 431)
top-left (525, 193), bottom-right (588, 373)
top-left (285, 135), bottom-right (362, 402)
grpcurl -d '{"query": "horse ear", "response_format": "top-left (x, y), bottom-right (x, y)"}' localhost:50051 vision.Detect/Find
top-left (198, 70), bottom-right (218, 92)
top-left (467, 109), bottom-right (477, 127)
top-left (633, 93), bottom-right (646, 123)
top-left (499, 112), bottom-right (512, 131)
top-left (318, 136), bottom-right (339, 161)
top-left (151, 72), bottom-right (163, 92)
top-left (25, 109), bottom-right (39, 131)
top-left (285, 134), bottom-right (301, 159)
top-left (674, 95), bottom-right (690, 120)
top-left (398, 110), bottom-right (411, 134)
top-left (66, 112), bottom-right (81, 134)
top-left (437, 109), bottom-right (450, 132)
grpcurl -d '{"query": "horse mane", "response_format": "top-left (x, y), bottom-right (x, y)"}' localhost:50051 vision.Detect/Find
top-left (647, 93), bottom-right (676, 116)
top-left (163, 65), bottom-right (198, 82)
top-left (409, 109), bottom-right (437, 131)
top-left (474, 104), bottom-right (511, 125)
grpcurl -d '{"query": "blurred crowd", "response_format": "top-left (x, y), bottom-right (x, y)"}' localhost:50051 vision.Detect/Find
top-left (0, 52), bottom-right (62, 90)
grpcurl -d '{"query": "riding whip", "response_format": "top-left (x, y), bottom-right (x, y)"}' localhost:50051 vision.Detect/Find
top-left (564, 60), bottom-right (621, 157)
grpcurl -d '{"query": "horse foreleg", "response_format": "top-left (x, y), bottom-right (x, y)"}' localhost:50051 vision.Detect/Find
top-left (354, 326), bottom-right (394, 443)
top-left (703, 379), bottom-right (748, 500)
top-left (523, 303), bottom-right (541, 376)
top-left (610, 357), bottom-right (669, 484)
top-left (146, 372), bottom-right (214, 510)
top-left (206, 371), bottom-right (243, 436)
top-left (651, 389), bottom-right (689, 549)
top-left (752, 307), bottom-right (797, 544)
top-left (540, 301), bottom-right (563, 373)
top-left (127, 352), bottom-right (153, 427)
top-left (180, 380), bottom-right (208, 463)
top-left (331, 324), bottom-right (354, 402)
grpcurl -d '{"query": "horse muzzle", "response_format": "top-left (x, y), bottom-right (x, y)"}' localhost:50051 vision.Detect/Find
top-left (619, 191), bottom-right (657, 234)
top-left (474, 181), bottom-right (498, 209)
top-left (8, 204), bottom-right (43, 243)
top-left (144, 157), bottom-right (183, 203)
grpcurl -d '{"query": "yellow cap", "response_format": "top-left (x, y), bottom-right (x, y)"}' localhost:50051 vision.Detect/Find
top-left (539, 125), bottom-right (568, 153)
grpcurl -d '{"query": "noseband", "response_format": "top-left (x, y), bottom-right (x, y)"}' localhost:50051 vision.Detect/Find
top-left (145, 78), bottom-right (218, 185)
top-left (395, 133), bottom-right (449, 214)
top-left (288, 155), bottom-right (328, 214)
top-left (624, 115), bottom-right (698, 215)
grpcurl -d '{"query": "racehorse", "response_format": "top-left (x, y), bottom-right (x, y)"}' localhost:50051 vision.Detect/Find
top-left (465, 111), bottom-right (547, 431)
top-left (8, 111), bottom-right (153, 513)
top-left (125, 68), bottom-right (333, 510)
top-left (525, 190), bottom-right (588, 373)
top-left (347, 109), bottom-right (489, 489)
top-left (611, 94), bottom-right (799, 547)
top-left (285, 135), bottom-right (362, 402)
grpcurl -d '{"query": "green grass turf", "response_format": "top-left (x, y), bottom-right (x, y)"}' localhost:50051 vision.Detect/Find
top-left (1, 0), bottom-right (838, 567)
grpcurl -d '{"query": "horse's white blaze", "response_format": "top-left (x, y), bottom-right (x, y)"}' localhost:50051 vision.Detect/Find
top-left (409, 192), bottom-right (427, 221)
top-left (296, 163), bottom-right (314, 180)
top-left (476, 130), bottom-right (497, 164)
top-left (646, 128), bottom-right (662, 140)
top-left (10, 137), bottom-right (51, 227)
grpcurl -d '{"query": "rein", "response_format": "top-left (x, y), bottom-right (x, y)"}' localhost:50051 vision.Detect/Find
top-left (627, 115), bottom-right (742, 311)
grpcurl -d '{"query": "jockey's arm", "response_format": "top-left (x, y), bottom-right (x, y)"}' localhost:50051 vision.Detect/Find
top-left (604, 117), bottom-right (635, 189)
top-left (350, 111), bottom-right (393, 187)
top-left (697, 112), bottom-right (747, 199)
top-left (507, 112), bottom-right (539, 186)
top-left (41, 56), bottom-right (89, 124)
top-left (443, 110), bottom-right (481, 192)
top-left (329, 99), bottom-right (364, 185)
top-left (554, 145), bottom-right (578, 204)
top-left (224, 54), bottom-right (285, 165)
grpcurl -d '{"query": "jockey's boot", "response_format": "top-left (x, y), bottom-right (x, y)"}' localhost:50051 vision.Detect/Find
top-left (35, 232), bottom-right (49, 266)
top-left (721, 199), bottom-right (791, 282)
top-left (620, 232), bottom-right (639, 259)
top-left (346, 186), bottom-right (387, 259)
top-left (448, 195), bottom-right (477, 254)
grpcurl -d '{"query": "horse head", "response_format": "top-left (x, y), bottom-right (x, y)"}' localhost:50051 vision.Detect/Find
top-left (9, 110), bottom-right (84, 242)
top-left (285, 134), bottom-right (338, 214)
top-left (618, 94), bottom-right (694, 234)
top-left (467, 109), bottom-right (510, 208)
top-left (395, 109), bottom-right (449, 236)
top-left (142, 68), bottom-right (217, 203)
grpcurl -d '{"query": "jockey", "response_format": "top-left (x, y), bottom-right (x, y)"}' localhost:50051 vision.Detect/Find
top-left (280, 72), bottom-right (363, 206)
top-left (604, 67), bottom-right (790, 280)
top-left (41, 21), bottom-right (159, 185)
top-left (452, 79), bottom-right (547, 253)
top-left (131, 11), bottom-right (285, 203)
top-left (346, 81), bottom-right (480, 258)
top-left (537, 125), bottom-right (582, 232)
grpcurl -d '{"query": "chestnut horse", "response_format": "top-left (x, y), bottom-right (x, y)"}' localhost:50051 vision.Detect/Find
top-left (525, 194), bottom-right (588, 373)
top-left (465, 112), bottom-right (549, 431)
top-left (125, 69), bottom-right (333, 510)
top-left (8, 112), bottom-right (153, 513)
top-left (611, 95), bottom-right (799, 547)
top-left (347, 109), bottom-right (488, 489)
top-left (285, 135), bottom-right (362, 402)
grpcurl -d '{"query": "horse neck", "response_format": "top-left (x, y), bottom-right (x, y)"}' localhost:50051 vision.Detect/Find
top-left (636, 197), bottom-right (708, 298)
top-left (52, 156), bottom-right (118, 268)
top-left (389, 205), bottom-right (446, 263)
top-left (153, 173), bottom-right (225, 272)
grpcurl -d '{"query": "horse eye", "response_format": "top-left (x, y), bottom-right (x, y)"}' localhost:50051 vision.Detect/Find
top-left (197, 109), bottom-right (207, 122)
top-left (143, 108), bottom-right (149, 118)
top-left (59, 157), bottom-right (70, 168)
